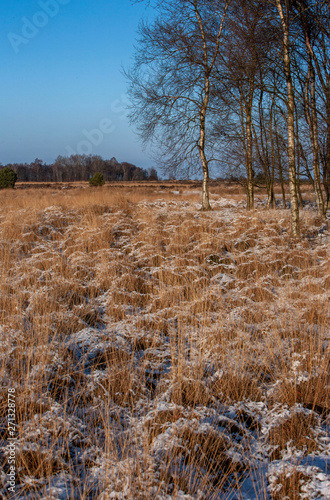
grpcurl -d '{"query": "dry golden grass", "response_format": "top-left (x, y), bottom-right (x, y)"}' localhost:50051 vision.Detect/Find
top-left (269, 412), bottom-right (318, 460)
top-left (210, 372), bottom-right (262, 403)
top-left (272, 373), bottom-right (330, 415)
top-left (270, 469), bottom-right (312, 500)
top-left (0, 182), bottom-right (328, 499)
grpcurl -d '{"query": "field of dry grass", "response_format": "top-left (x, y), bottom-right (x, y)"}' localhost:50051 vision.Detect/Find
top-left (0, 183), bottom-right (329, 499)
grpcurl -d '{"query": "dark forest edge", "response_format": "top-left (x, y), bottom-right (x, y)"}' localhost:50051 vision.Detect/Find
top-left (0, 155), bottom-right (158, 183)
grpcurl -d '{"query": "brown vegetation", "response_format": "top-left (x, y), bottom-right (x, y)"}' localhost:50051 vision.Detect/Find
top-left (0, 183), bottom-right (328, 499)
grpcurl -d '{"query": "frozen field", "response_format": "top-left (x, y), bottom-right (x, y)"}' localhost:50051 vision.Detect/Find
top-left (0, 185), bottom-right (329, 499)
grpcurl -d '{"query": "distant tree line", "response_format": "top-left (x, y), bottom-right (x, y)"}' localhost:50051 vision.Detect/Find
top-left (0, 155), bottom-right (158, 183)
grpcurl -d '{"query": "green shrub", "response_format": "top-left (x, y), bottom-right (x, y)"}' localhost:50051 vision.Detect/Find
top-left (89, 172), bottom-right (105, 187)
top-left (0, 167), bottom-right (18, 189)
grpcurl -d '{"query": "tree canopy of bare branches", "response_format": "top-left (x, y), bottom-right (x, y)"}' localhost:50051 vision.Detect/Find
top-left (127, 0), bottom-right (330, 234)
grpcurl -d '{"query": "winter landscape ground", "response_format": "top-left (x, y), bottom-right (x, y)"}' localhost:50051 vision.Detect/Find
top-left (0, 182), bottom-right (329, 499)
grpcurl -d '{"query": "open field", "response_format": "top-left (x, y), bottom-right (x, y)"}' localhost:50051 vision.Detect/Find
top-left (0, 183), bottom-right (329, 499)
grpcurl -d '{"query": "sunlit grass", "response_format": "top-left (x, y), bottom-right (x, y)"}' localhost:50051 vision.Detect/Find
top-left (0, 182), bottom-right (328, 499)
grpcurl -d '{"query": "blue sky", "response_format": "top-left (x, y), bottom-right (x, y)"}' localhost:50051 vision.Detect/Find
top-left (0, 0), bottom-right (153, 168)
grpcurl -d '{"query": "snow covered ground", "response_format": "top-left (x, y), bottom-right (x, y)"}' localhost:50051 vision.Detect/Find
top-left (0, 190), bottom-right (329, 499)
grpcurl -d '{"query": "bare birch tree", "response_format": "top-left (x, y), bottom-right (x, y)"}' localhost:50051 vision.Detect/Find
top-left (127, 0), bottom-right (230, 210)
top-left (289, 0), bottom-right (325, 215)
top-left (303, 1), bottom-right (330, 211)
top-left (275, 0), bottom-right (300, 236)
top-left (213, 0), bottom-right (279, 210)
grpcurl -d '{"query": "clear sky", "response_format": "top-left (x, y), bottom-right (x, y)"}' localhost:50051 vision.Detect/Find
top-left (0, 0), bottom-right (153, 168)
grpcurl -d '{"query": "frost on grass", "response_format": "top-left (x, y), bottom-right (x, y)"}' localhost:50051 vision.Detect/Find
top-left (0, 192), bottom-right (329, 499)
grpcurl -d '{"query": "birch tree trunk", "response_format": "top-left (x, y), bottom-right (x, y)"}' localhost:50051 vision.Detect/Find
top-left (246, 96), bottom-right (254, 210)
top-left (194, 0), bottom-right (230, 211)
top-left (304, 53), bottom-right (325, 215)
top-left (268, 99), bottom-right (276, 209)
top-left (304, 28), bottom-right (330, 211)
top-left (202, 164), bottom-right (210, 210)
top-left (199, 72), bottom-right (212, 211)
top-left (310, 63), bottom-right (325, 215)
top-left (276, 128), bottom-right (286, 207)
top-left (276, 0), bottom-right (300, 237)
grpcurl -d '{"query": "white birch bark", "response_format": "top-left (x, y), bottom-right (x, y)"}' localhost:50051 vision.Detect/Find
top-left (304, 52), bottom-right (325, 216)
top-left (194, 0), bottom-right (230, 210)
top-left (276, 0), bottom-right (300, 237)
